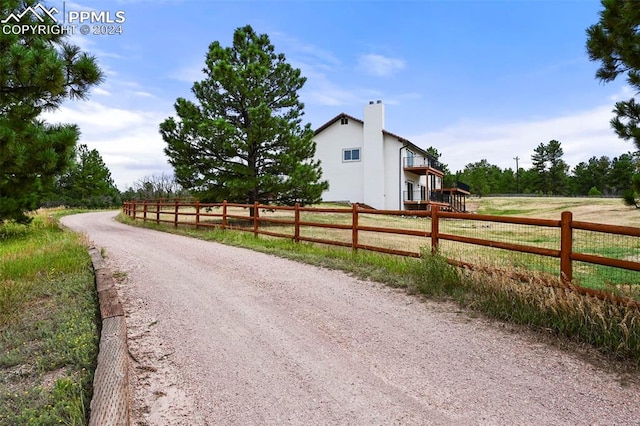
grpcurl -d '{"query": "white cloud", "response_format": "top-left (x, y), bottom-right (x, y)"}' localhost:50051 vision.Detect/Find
top-left (357, 53), bottom-right (405, 77)
top-left (383, 92), bottom-right (422, 106)
top-left (410, 103), bottom-right (632, 174)
top-left (272, 32), bottom-right (342, 70)
top-left (168, 63), bottom-right (205, 83)
top-left (609, 85), bottom-right (636, 102)
top-left (133, 91), bottom-right (155, 98)
top-left (44, 102), bottom-right (148, 130)
top-left (42, 100), bottom-right (173, 189)
top-left (301, 72), bottom-right (362, 107)
top-left (93, 87), bottom-right (111, 96)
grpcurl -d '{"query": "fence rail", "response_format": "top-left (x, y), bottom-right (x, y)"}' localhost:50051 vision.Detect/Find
top-left (122, 200), bottom-right (640, 288)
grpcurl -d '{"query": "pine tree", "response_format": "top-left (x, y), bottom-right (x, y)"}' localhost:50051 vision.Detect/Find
top-left (51, 144), bottom-right (120, 208)
top-left (586, 0), bottom-right (640, 206)
top-left (531, 140), bottom-right (569, 195)
top-left (0, 0), bottom-right (103, 222)
top-left (160, 25), bottom-right (328, 207)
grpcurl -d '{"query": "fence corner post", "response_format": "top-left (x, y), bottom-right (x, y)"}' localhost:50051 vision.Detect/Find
top-left (560, 211), bottom-right (573, 284)
top-left (294, 202), bottom-right (300, 243)
top-left (431, 205), bottom-right (439, 255)
top-left (352, 203), bottom-right (359, 251)
top-left (174, 200), bottom-right (179, 228)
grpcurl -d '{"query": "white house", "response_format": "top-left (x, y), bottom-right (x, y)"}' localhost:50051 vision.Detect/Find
top-left (313, 100), bottom-right (468, 211)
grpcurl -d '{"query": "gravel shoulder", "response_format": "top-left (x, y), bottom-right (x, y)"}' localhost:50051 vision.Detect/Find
top-left (62, 211), bottom-right (640, 425)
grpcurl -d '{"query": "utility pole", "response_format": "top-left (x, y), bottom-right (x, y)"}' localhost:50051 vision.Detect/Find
top-left (513, 156), bottom-right (520, 194)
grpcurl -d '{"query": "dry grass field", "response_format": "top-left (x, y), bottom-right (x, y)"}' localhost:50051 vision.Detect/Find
top-left (459, 197), bottom-right (639, 288)
top-left (470, 196), bottom-right (640, 227)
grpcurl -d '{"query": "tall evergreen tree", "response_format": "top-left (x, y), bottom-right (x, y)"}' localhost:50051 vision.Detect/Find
top-left (160, 25), bottom-right (328, 207)
top-left (459, 159), bottom-right (497, 197)
top-left (50, 144), bottom-right (120, 208)
top-left (587, 0), bottom-right (640, 151)
top-left (531, 143), bottom-right (548, 193)
top-left (570, 156), bottom-right (611, 195)
top-left (0, 0), bottom-right (103, 223)
top-left (531, 140), bottom-right (569, 195)
top-left (608, 152), bottom-right (638, 195)
top-left (586, 0), bottom-right (640, 206)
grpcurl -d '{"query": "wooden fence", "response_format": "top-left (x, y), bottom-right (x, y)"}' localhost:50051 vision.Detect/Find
top-left (122, 200), bottom-right (640, 286)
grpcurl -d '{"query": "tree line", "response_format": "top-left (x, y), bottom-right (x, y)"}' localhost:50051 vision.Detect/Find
top-left (444, 140), bottom-right (639, 198)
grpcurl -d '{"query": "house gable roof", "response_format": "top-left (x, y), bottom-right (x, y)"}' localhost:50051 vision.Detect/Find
top-left (313, 112), bottom-right (363, 135)
top-left (314, 112), bottom-right (431, 158)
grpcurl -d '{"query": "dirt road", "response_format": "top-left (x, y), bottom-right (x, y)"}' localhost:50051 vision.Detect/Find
top-left (62, 211), bottom-right (640, 425)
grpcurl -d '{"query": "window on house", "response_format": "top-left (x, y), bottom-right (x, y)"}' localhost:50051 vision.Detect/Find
top-left (343, 148), bottom-right (361, 162)
top-left (340, 117), bottom-right (349, 125)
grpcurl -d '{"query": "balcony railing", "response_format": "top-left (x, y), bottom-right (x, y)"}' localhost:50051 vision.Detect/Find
top-left (451, 181), bottom-right (470, 192)
top-left (403, 155), bottom-right (444, 173)
top-left (403, 189), bottom-right (428, 203)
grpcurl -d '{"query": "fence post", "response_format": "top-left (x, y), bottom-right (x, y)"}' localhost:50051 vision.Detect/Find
top-left (352, 203), bottom-right (359, 251)
top-left (195, 201), bottom-right (200, 229)
top-left (174, 200), bottom-right (179, 228)
top-left (132, 202), bottom-right (137, 219)
top-left (253, 201), bottom-right (260, 237)
top-left (560, 211), bottom-right (573, 284)
top-left (294, 203), bottom-right (300, 243)
top-left (143, 201), bottom-right (148, 222)
top-left (222, 200), bottom-right (227, 230)
top-left (156, 201), bottom-right (160, 224)
top-left (431, 206), bottom-right (439, 254)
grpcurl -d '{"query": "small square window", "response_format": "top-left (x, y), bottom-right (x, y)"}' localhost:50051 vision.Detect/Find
top-left (343, 148), bottom-right (361, 162)
top-left (340, 117), bottom-right (349, 125)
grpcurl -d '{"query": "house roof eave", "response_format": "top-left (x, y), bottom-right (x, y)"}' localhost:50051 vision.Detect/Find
top-left (314, 113), bottom-right (363, 135)
top-left (382, 130), bottom-right (430, 158)
top-left (313, 112), bottom-right (436, 163)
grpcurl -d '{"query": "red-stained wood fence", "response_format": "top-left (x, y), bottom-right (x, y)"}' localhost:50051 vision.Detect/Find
top-left (122, 200), bottom-right (640, 287)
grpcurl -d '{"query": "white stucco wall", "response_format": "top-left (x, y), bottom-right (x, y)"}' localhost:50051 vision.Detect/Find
top-left (313, 119), bottom-right (364, 204)
top-left (383, 134), bottom-right (403, 210)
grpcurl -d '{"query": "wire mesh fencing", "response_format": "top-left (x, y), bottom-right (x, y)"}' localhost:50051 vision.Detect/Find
top-left (122, 201), bottom-right (640, 290)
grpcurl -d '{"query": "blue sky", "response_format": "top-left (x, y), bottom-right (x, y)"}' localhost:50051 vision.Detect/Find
top-left (34, 0), bottom-right (633, 189)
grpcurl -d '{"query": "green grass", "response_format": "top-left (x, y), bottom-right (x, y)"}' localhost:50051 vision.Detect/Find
top-left (477, 207), bottom-right (536, 216)
top-left (0, 213), bottom-right (99, 425)
top-left (117, 212), bottom-right (640, 364)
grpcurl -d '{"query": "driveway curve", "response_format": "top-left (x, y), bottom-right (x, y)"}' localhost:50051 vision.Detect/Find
top-left (62, 211), bottom-right (639, 425)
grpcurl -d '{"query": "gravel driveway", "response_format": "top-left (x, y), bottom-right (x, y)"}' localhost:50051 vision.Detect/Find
top-left (61, 211), bottom-right (640, 425)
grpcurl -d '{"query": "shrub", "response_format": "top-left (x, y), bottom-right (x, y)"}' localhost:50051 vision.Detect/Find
top-left (588, 186), bottom-right (603, 197)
